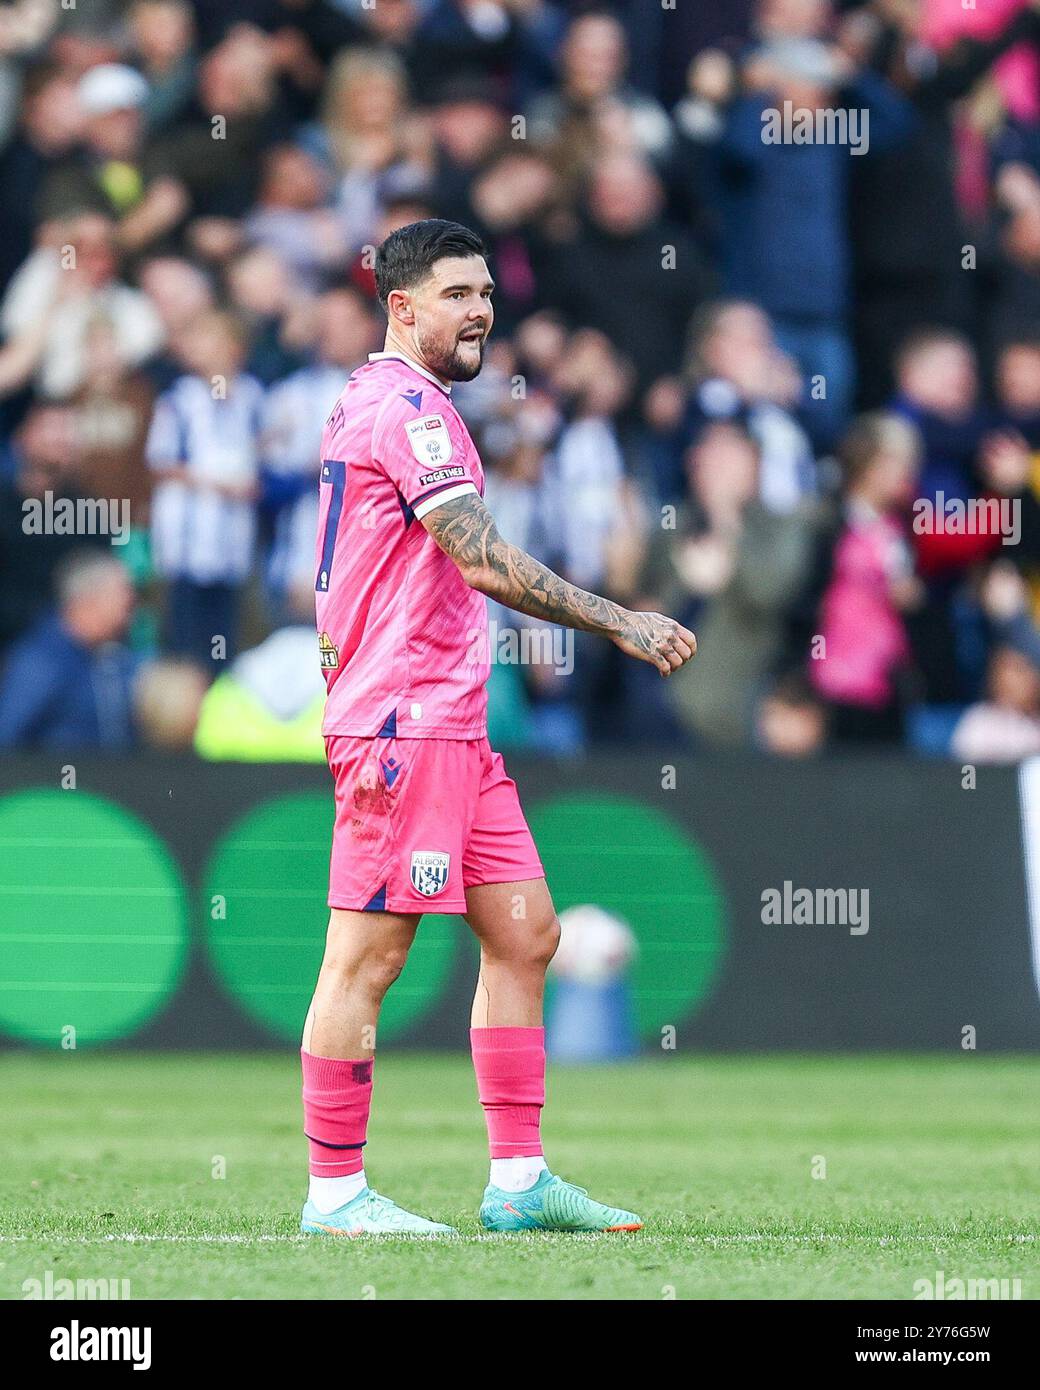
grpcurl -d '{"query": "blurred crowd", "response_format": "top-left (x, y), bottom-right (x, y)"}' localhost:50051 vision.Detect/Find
top-left (2, 0), bottom-right (1040, 761)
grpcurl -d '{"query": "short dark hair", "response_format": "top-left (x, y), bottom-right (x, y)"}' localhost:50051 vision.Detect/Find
top-left (374, 219), bottom-right (488, 312)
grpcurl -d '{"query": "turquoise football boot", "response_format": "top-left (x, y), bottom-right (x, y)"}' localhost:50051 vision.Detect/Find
top-left (301, 1186), bottom-right (457, 1237)
top-left (479, 1170), bottom-right (643, 1233)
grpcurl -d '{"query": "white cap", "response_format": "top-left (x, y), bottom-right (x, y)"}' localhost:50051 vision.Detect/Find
top-left (78, 64), bottom-right (149, 117)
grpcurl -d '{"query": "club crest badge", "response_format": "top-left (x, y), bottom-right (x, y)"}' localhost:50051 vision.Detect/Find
top-left (404, 413), bottom-right (452, 468)
top-left (410, 850), bottom-right (450, 897)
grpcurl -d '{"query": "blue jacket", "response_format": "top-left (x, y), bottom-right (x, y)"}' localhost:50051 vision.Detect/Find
top-left (0, 614), bottom-right (137, 750)
top-left (717, 73), bottom-right (914, 322)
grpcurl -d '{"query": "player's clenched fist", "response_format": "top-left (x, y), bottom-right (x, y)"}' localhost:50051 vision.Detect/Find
top-left (611, 611), bottom-right (697, 677)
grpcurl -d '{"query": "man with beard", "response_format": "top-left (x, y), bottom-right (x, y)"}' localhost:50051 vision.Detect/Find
top-left (299, 219), bottom-right (696, 1236)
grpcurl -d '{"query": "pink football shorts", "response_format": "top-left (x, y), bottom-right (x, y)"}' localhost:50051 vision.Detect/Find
top-left (325, 734), bottom-right (544, 914)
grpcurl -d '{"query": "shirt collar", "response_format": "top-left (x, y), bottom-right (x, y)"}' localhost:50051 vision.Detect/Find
top-left (367, 350), bottom-right (452, 395)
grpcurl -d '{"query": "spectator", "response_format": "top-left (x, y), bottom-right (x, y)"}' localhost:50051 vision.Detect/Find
top-left (990, 336), bottom-right (1040, 598)
top-left (70, 311), bottom-right (156, 528)
top-left (225, 244), bottom-right (309, 385)
top-left (890, 326), bottom-right (988, 515)
top-left (426, 72), bottom-right (512, 222)
top-left (0, 62), bottom-right (82, 296)
top-left (152, 24), bottom-right (291, 252)
top-left (978, 559), bottom-right (1040, 676)
top-left (540, 150), bottom-right (714, 396)
top-left (994, 333), bottom-right (1040, 448)
top-left (192, 581), bottom-right (326, 762)
top-left (891, 329), bottom-right (1001, 702)
top-left (809, 412), bottom-right (923, 743)
top-left (674, 298), bottom-right (815, 513)
top-left (644, 420), bottom-right (820, 746)
top-left (719, 18), bottom-right (912, 445)
top-left (413, 0), bottom-right (557, 109)
top-left (541, 328), bottom-right (647, 748)
top-left (545, 330), bottom-right (643, 595)
top-left (136, 253), bottom-right (215, 389)
top-left (755, 671), bottom-right (828, 757)
top-left (0, 551), bottom-right (137, 750)
top-left (127, 0), bottom-right (198, 136)
top-left (38, 62), bottom-right (191, 255)
top-left (465, 147), bottom-right (562, 334)
top-left (990, 156), bottom-right (1040, 347)
top-left (244, 144), bottom-right (348, 292)
top-left (313, 47), bottom-right (431, 256)
top-left (479, 409), bottom-right (560, 751)
top-left (1, 211), bottom-right (165, 399)
top-left (951, 644), bottom-right (1040, 763)
top-left (145, 308), bottom-right (263, 669)
top-left (134, 655), bottom-right (208, 750)
top-left (0, 0), bottom-right (60, 151)
top-left (526, 11), bottom-right (676, 173)
top-left (0, 404), bottom-right (109, 650)
top-left (669, 48), bottom-right (737, 248)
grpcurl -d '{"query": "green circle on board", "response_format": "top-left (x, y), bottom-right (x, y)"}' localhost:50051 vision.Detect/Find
top-left (526, 793), bottom-right (727, 1037)
top-left (201, 793), bottom-right (459, 1042)
top-left (0, 789), bottom-right (189, 1046)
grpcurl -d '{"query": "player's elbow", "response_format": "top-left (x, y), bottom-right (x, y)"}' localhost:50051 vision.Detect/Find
top-left (457, 559), bottom-right (500, 598)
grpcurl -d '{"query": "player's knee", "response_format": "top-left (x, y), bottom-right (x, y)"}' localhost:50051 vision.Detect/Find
top-left (357, 945), bottom-right (410, 997)
top-left (527, 911), bottom-right (561, 970)
top-left (320, 933), bottom-right (410, 997)
top-left (544, 912), bottom-right (562, 965)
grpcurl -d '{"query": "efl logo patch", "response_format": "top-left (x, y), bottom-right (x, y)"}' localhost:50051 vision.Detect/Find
top-left (410, 850), bottom-right (450, 897)
top-left (404, 414), bottom-right (452, 468)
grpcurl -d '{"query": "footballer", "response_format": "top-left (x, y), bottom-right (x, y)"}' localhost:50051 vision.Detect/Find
top-left (300, 219), bottom-right (696, 1236)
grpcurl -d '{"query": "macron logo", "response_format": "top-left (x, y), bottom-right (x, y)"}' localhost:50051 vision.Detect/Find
top-left (401, 389), bottom-right (423, 411)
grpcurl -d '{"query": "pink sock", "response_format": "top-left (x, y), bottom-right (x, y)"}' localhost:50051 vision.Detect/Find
top-left (470, 1026), bottom-right (545, 1158)
top-left (301, 1048), bottom-right (373, 1177)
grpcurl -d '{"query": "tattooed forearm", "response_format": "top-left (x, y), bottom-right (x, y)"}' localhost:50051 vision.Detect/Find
top-left (422, 492), bottom-right (624, 635)
top-left (421, 492), bottom-right (698, 676)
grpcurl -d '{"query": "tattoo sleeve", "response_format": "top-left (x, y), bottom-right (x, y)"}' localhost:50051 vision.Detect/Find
top-left (421, 492), bottom-right (625, 637)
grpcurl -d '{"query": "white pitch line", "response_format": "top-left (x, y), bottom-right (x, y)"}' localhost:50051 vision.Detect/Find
top-left (0, 1233), bottom-right (529, 1245)
top-left (0, 1232), bottom-right (1033, 1246)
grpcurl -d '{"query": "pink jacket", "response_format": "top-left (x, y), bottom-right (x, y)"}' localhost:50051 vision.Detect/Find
top-left (811, 516), bottom-right (912, 709)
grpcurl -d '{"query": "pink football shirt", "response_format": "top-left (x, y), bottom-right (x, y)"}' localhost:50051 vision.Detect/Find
top-left (314, 351), bottom-right (489, 739)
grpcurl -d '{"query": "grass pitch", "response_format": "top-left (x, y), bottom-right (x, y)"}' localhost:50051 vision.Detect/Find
top-left (0, 1052), bottom-right (1036, 1300)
